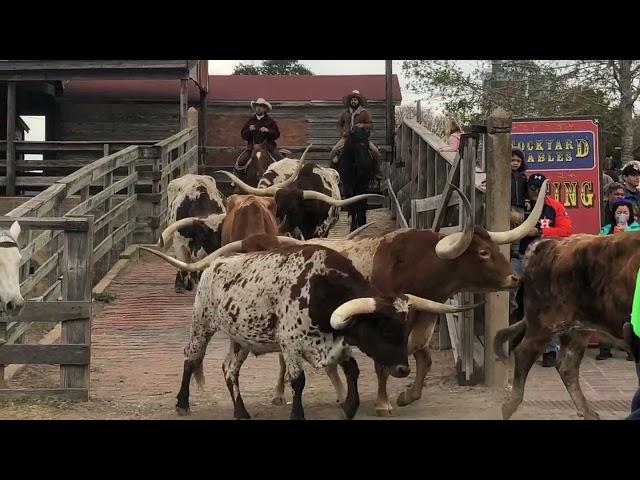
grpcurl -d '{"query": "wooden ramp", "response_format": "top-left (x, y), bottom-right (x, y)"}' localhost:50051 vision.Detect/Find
top-left (327, 208), bottom-right (396, 239)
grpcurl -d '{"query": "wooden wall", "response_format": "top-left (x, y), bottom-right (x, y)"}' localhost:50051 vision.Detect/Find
top-left (205, 101), bottom-right (390, 166)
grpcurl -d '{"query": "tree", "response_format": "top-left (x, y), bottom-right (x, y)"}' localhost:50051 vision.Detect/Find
top-left (566, 60), bottom-right (640, 163)
top-left (233, 63), bottom-right (261, 75)
top-left (232, 60), bottom-right (313, 76)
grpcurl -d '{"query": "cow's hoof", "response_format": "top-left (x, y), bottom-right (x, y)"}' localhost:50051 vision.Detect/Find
top-left (235, 412), bottom-right (251, 420)
top-left (501, 402), bottom-right (517, 420)
top-left (175, 406), bottom-right (190, 416)
top-left (271, 395), bottom-right (286, 406)
top-left (175, 286), bottom-right (186, 294)
top-left (341, 403), bottom-right (359, 420)
top-left (581, 410), bottom-right (601, 420)
top-left (396, 390), bottom-right (419, 407)
top-left (375, 407), bottom-right (393, 417)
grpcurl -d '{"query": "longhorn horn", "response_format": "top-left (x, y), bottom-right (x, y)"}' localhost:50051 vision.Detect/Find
top-left (404, 294), bottom-right (483, 314)
top-left (330, 294), bottom-right (483, 330)
top-left (434, 184), bottom-right (475, 259)
top-left (142, 236), bottom-right (305, 272)
top-left (216, 144), bottom-right (313, 196)
top-left (157, 217), bottom-right (203, 249)
top-left (345, 222), bottom-right (376, 239)
top-left (302, 191), bottom-right (386, 207)
top-left (487, 179), bottom-right (549, 245)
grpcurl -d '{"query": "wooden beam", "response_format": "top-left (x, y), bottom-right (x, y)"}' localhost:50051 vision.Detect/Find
top-left (6, 301), bottom-right (90, 323)
top-left (6, 81), bottom-right (17, 196)
top-left (199, 90), bottom-right (207, 167)
top-left (0, 216), bottom-right (90, 231)
top-left (60, 215), bottom-right (93, 393)
top-left (180, 79), bottom-right (188, 130)
top-left (385, 60), bottom-right (394, 150)
top-left (483, 108), bottom-right (512, 387)
top-left (0, 345), bottom-right (89, 365)
top-left (0, 388), bottom-right (88, 401)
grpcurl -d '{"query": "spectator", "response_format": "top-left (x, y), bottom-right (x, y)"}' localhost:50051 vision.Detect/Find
top-left (508, 149), bottom-right (528, 324)
top-left (600, 198), bottom-right (640, 235)
top-left (621, 161), bottom-right (640, 216)
top-left (603, 182), bottom-right (625, 227)
top-left (438, 113), bottom-right (463, 153)
top-left (518, 173), bottom-right (574, 367)
top-left (627, 387), bottom-right (640, 420)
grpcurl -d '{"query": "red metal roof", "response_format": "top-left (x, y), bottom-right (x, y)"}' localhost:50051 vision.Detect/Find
top-left (61, 74), bottom-right (402, 103)
top-left (208, 75), bottom-right (402, 103)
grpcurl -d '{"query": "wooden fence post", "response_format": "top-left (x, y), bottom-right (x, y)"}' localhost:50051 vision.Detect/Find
top-left (484, 108), bottom-right (512, 387)
top-left (179, 79), bottom-right (188, 131)
top-left (60, 215), bottom-right (93, 399)
top-left (6, 82), bottom-right (17, 196)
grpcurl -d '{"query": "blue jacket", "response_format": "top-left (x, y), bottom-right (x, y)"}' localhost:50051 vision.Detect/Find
top-left (599, 221), bottom-right (640, 235)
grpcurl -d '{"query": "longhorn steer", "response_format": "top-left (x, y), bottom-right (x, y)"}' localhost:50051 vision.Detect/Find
top-left (165, 174), bottom-right (226, 293)
top-left (220, 155), bottom-right (384, 240)
top-left (268, 182), bottom-right (548, 415)
top-left (494, 232), bottom-right (640, 420)
top-left (142, 235), bottom-right (477, 420)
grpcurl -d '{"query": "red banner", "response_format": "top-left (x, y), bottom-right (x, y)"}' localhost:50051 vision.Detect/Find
top-left (512, 118), bottom-right (602, 234)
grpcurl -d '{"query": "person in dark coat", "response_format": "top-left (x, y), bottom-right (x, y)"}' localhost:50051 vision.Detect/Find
top-left (508, 149), bottom-right (528, 325)
top-left (236, 97), bottom-right (285, 168)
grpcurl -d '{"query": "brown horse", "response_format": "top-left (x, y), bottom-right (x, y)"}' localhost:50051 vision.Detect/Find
top-left (233, 140), bottom-right (285, 189)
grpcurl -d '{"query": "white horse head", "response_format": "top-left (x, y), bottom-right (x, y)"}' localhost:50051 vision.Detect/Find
top-left (0, 221), bottom-right (25, 316)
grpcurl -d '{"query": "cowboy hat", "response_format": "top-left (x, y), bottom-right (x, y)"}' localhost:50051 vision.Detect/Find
top-left (251, 98), bottom-right (272, 112)
top-left (343, 90), bottom-right (367, 108)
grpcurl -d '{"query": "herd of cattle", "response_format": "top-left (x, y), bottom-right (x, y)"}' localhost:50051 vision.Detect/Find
top-left (1, 145), bottom-right (639, 419)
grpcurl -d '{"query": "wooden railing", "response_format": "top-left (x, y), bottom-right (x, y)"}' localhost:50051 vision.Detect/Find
top-left (0, 140), bottom-right (159, 195)
top-left (385, 119), bottom-right (487, 386)
top-left (0, 216), bottom-right (93, 400)
top-left (0, 127), bottom-right (198, 394)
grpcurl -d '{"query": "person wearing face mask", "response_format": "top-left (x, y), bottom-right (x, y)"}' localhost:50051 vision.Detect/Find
top-left (596, 198), bottom-right (639, 361)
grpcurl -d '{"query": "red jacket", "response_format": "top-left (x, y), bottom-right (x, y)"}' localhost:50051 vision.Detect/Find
top-left (539, 196), bottom-right (573, 237)
top-left (240, 114), bottom-right (281, 148)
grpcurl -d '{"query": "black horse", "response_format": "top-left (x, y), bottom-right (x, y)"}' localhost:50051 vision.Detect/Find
top-left (337, 127), bottom-right (377, 232)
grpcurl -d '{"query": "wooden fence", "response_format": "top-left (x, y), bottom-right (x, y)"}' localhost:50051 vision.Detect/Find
top-left (0, 140), bottom-right (158, 195)
top-left (0, 216), bottom-right (93, 400)
top-left (0, 127), bottom-right (198, 396)
top-left (385, 118), bottom-right (488, 386)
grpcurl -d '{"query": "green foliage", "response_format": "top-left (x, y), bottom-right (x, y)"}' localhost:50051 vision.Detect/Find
top-left (233, 60), bottom-right (313, 76)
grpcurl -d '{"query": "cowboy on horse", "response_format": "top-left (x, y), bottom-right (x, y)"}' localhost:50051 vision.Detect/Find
top-left (331, 90), bottom-right (382, 181)
top-left (237, 97), bottom-right (286, 168)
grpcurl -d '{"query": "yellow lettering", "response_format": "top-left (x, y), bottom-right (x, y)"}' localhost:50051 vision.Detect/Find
top-left (576, 139), bottom-right (590, 158)
top-left (547, 140), bottom-right (554, 150)
top-left (527, 154), bottom-right (535, 163)
top-left (564, 182), bottom-right (578, 207)
top-left (557, 152), bottom-right (564, 162)
top-left (517, 141), bottom-right (525, 151)
top-left (536, 140), bottom-right (544, 151)
top-left (565, 152), bottom-right (572, 162)
top-left (537, 153), bottom-right (545, 162)
top-left (547, 152), bottom-right (554, 162)
top-left (581, 181), bottom-right (594, 207)
top-left (555, 141), bottom-right (563, 151)
top-left (553, 183), bottom-right (562, 203)
top-left (527, 141), bottom-right (535, 151)
top-left (565, 139), bottom-right (573, 150)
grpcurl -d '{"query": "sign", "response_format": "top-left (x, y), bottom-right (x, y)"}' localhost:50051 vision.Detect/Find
top-left (512, 118), bottom-right (602, 234)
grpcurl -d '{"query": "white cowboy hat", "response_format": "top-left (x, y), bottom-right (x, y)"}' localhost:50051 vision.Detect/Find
top-left (251, 98), bottom-right (273, 112)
